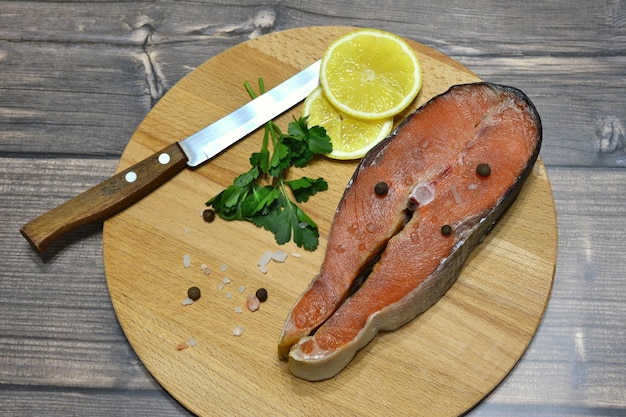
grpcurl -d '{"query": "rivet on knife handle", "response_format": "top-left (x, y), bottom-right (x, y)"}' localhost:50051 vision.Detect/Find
top-left (20, 142), bottom-right (188, 252)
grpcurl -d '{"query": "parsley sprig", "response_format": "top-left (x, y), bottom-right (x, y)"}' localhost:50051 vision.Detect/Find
top-left (206, 78), bottom-right (333, 251)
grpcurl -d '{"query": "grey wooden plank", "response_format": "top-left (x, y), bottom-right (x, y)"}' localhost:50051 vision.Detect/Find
top-left (0, 40), bottom-right (150, 157)
top-left (2, 40), bottom-right (624, 167)
top-left (0, 390), bottom-right (191, 417)
top-left (461, 55), bottom-right (626, 169)
top-left (472, 403), bottom-right (626, 417)
top-left (2, 1), bottom-right (623, 55)
top-left (2, 0), bottom-right (626, 415)
top-left (3, 160), bottom-right (626, 414)
top-left (472, 166), bottom-right (626, 414)
top-left (2, 2), bottom-right (625, 167)
top-left (0, 40), bottom-right (626, 166)
top-left (291, 1), bottom-right (626, 57)
top-left (0, 158), bottom-right (156, 390)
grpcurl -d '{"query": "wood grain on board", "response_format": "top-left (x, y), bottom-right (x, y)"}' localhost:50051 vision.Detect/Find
top-left (102, 26), bottom-right (557, 416)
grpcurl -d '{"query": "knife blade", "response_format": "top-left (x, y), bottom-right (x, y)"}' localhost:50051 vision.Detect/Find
top-left (20, 60), bottom-right (321, 252)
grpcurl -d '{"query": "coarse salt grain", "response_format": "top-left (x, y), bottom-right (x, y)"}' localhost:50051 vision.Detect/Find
top-left (181, 297), bottom-right (194, 306)
top-left (272, 250), bottom-right (288, 263)
top-left (238, 285), bottom-right (245, 294)
top-left (183, 254), bottom-right (191, 268)
top-left (188, 336), bottom-right (196, 347)
top-left (257, 250), bottom-right (273, 267)
top-left (233, 326), bottom-right (245, 336)
top-left (234, 306), bottom-right (243, 314)
top-left (291, 252), bottom-right (301, 258)
top-left (220, 263), bottom-right (228, 272)
top-left (410, 182), bottom-right (435, 206)
top-left (200, 263), bottom-right (208, 271)
top-left (222, 277), bottom-right (231, 284)
top-left (226, 292), bottom-right (232, 299)
top-left (217, 283), bottom-right (225, 291)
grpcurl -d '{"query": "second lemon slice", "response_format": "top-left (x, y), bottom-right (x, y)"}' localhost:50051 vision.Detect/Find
top-left (304, 86), bottom-right (393, 160)
top-left (319, 28), bottom-right (422, 120)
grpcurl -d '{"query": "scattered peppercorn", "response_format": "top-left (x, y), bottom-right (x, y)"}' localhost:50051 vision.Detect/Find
top-left (255, 288), bottom-right (268, 303)
top-left (476, 163), bottom-right (491, 177)
top-left (441, 224), bottom-right (452, 236)
top-left (187, 286), bottom-right (201, 301)
top-left (374, 182), bottom-right (389, 196)
top-left (202, 209), bottom-right (216, 222)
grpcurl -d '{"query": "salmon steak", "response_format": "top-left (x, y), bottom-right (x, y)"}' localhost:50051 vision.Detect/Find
top-left (278, 82), bottom-right (542, 381)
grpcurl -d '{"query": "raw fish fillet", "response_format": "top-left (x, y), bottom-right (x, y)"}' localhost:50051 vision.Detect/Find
top-left (278, 83), bottom-right (542, 381)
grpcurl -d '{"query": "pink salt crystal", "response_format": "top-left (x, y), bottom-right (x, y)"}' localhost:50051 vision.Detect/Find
top-left (246, 293), bottom-right (260, 312)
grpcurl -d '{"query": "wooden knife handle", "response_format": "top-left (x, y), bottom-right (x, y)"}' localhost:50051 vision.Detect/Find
top-left (20, 142), bottom-right (189, 252)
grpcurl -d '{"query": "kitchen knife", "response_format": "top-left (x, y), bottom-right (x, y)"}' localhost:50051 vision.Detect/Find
top-left (20, 60), bottom-right (322, 252)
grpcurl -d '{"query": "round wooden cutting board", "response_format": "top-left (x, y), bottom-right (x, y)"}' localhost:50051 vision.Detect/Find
top-left (103, 26), bottom-right (557, 417)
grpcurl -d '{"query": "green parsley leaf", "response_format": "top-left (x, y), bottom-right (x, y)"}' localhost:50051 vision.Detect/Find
top-left (307, 125), bottom-right (334, 155)
top-left (205, 78), bottom-right (333, 250)
top-left (285, 177), bottom-right (329, 203)
top-left (269, 139), bottom-right (291, 177)
top-left (206, 185), bottom-right (250, 220)
top-left (250, 196), bottom-right (320, 251)
top-left (291, 203), bottom-right (320, 251)
top-left (234, 166), bottom-right (259, 187)
top-left (240, 185), bottom-right (280, 218)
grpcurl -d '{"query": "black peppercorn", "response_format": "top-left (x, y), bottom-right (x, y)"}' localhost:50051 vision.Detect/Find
top-left (187, 286), bottom-right (201, 301)
top-left (476, 163), bottom-right (491, 177)
top-left (255, 288), bottom-right (268, 303)
top-left (441, 224), bottom-right (452, 236)
top-left (374, 182), bottom-right (389, 196)
top-left (202, 209), bottom-right (216, 222)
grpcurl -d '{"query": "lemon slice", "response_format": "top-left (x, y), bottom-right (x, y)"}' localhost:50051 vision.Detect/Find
top-left (319, 28), bottom-right (422, 120)
top-left (304, 86), bottom-right (393, 160)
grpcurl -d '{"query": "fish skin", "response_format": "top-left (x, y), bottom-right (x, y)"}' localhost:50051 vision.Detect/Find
top-left (278, 82), bottom-right (542, 381)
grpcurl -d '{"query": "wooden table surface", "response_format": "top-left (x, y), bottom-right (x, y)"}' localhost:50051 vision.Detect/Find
top-left (1, 1), bottom-right (624, 416)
